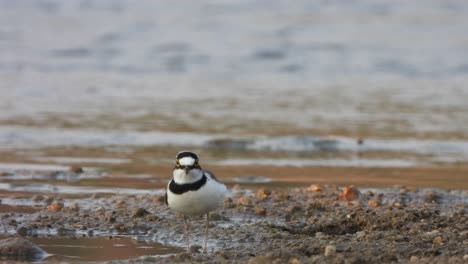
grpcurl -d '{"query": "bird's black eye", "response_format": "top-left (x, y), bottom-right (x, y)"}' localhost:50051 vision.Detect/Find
top-left (194, 160), bottom-right (199, 167)
top-left (176, 160), bottom-right (180, 167)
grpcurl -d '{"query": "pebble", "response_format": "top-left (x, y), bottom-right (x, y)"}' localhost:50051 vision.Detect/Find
top-left (356, 231), bottom-right (366, 240)
top-left (69, 165), bottom-right (84, 174)
top-left (115, 200), bottom-right (126, 207)
top-left (96, 207), bottom-right (106, 215)
top-left (16, 226), bottom-right (28, 237)
top-left (341, 186), bottom-right (361, 201)
top-left (106, 216), bottom-right (116, 224)
top-left (432, 236), bottom-right (443, 245)
top-left (289, 258), bottom-right (301, 264)
top-left (310, 184), bottom-right (323, 192)
top-left (463, 255), bottom-right (468, 261)
top-left (132, 208), bottom-right (150, 218)
top-left (368, 199), bottom-right (381, 207)
top-left (48, 202), bottom-right (64, 212)
top-left (324, 245), bottom-right (336, 256)
top-left (237, 197), bottom-right (250, 206)
top-left (255, 188), bottom-right (272, 200)
top-left (69, 203), bottom-right (80, 212)
top-left (44, 196), bottom-right (54, 205)
top-left (255, 207), bottom-right (267, 216)
top-left (424, 230), bottom-right (440, 239)
top-left (146, 214), bottom-right (160, 222)
top-left (224, 198), bottom-right (235, 209)
top-left (286, 205), bottom-right (302, 214)
top-left (315, 232), bottom-right (326, 239)
top-left (32, 195), bottom-right (44, 202)
top-left (410, 256), bottom-right (419, 262)
top-left (424, 191), bottom-right (439, 203)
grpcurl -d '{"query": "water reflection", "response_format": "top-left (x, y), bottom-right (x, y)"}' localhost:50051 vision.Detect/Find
top-left (33, 237), bottom-right (181, 262)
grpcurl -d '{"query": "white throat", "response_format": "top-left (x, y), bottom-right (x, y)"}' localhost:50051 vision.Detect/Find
top-left (173, 168), bottom-right (203, 184)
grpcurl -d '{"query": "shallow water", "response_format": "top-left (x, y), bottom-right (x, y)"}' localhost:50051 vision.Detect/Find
top-left (0, 1), bottom-right (468, 170)
top-left (1, 0), bottom-right (468, 140)
top-left (0, 236), bottom-right (181, 262)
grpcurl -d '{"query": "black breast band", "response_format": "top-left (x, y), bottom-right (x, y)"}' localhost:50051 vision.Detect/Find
top-left (169, 174), bottom-right (207, 194)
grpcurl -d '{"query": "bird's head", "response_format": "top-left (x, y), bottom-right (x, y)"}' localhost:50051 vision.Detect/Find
top-left (174, 151), bottom-right (201, 174)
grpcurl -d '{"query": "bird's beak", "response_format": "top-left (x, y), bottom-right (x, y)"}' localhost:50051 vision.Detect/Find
top-left (184, 166), bottom-right (191, 174)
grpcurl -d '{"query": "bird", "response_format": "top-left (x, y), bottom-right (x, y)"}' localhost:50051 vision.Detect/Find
top-left (165, 151), bottom-right (226, 253)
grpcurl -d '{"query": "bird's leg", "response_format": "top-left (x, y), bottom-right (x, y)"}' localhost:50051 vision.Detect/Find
top-left (183, 215), bottom-right (190, 253)
top-left (203, 212), bottom-right (209, 253)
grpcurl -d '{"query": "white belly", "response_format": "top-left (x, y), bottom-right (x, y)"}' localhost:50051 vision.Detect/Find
top-left (167, 178), bottom-right (226, 216)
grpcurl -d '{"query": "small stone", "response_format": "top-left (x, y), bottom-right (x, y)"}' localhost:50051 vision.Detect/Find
top-left (16, 227), bottom-right (28, 237)
top-left (463, 255), bottom-right (468, 261)
top-left (0, 237), bottom-right (46, 260)
top-left (424, 230), bottom-right (439, 240)
top-left (432, 236), bottom-right (443, 246)
top-left (69, 165), bottom-right (84, 174)
top-left (324, 245), bottom-right (336, 257)
top-left (115, 200), bottom-right (126, 207)
top-left (146, 214), bottom-right (160, 222)
top-left (32, 195), bottom-right (44, 202)
top-left (286, 205), bottom-right (302, 214)
top-left (189, 245), bottom-right (202, 253)
top-left (208, 212), bottom-right (225, 221)
top-left (96, 207), bottom-right (105, 215)
top-left (289, 258), bottom-right (301, 264)
top-left (44, 196), bottom-right (54, 205)
top-left (424, 191), bottom-right (439, 203)
top-left (133, 208), bottom-right (150, 218)
top-left (48, 202), bottom-right (64, 212)
top-left (255, 207), bottom-right (267, 216)
top-left (276, 192), bottom-right (291, 200)
top-left (69, 203), bottom-right (80, 212)
top-left (255, 188), bottom-right (272, 200)
top-left (106, 216), bottom-right (116, 224)
top-left (112, 223), bottom-right (127, 233)
top-left (357, 138), bottom-right (364, 145)
top-left (155, 195), bottom-right (165, 203)
top-left (356, 231), bottom-right (366, 239)
top-left (315, 232), bottom-right (326, 239)
top-left (410, 256), bottom-right (419, 262)
top-left (224, 197), bottom-right (235, 208)
top-left (368, 199), bottom-right (381, 207)
top-left (237, 197), bottom-right (250, 206)
top-left (310, 184), bottom-right (323, 192)
top-left (341, 186), bottom-right (361, 201)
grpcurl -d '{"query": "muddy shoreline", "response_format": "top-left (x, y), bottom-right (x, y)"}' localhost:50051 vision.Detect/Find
top-left (0, 181), bottom-right (466, 263)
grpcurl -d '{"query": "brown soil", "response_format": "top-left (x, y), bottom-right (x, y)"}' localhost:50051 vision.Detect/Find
top-left (0, 184), bottom-right (466, 263)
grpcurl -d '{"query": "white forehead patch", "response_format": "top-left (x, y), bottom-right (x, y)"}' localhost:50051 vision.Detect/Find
top-left (178, 157), bottom-right (196, 166)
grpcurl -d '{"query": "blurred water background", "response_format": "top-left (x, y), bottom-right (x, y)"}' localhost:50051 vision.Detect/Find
top-left (1, 0), bottom-right (468, 168)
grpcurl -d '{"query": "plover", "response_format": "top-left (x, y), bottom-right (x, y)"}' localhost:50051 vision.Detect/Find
top-left (165, 151), bottom-right (226, 253)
